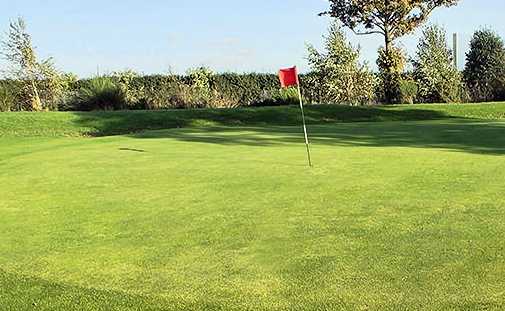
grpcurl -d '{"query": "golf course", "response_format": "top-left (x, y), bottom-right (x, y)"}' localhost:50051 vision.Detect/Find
top-left (1, 103), bottom-right (505, 310)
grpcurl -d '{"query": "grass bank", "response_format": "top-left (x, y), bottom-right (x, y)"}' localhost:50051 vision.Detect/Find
top-left (2, 102), bottom-right (505, 137)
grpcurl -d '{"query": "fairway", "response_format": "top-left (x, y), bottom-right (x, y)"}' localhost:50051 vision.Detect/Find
top-left (2, 112), bottom-right (505, 309)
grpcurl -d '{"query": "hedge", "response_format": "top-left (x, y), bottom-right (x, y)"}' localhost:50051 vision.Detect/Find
top-left (0, 73), bottom-right (325, 111)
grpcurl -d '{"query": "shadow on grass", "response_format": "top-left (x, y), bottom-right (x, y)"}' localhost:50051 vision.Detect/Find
top-left (119, 147), bottom-right (146, 153)
top-left (132, 120), bottom-right (505, 156)
top-left (71, 105), bottom-right (505, 156)
top-left (72, 105), bottom-right (454, 137)
top-left (0, 269), bottom-right (184, 311)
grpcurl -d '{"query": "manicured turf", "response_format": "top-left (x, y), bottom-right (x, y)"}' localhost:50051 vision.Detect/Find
top-left (2, 105), bottom-right (505, 310)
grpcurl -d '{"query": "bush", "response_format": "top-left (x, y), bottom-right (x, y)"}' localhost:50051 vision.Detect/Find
top-left (306, 21), bottom-right (376, 105)
top-left (377, 46), bottom-right (406, 104)
top-left (111, 70), bottom-right (144, 108)
top-left (399, 79), bottom-right (419, 104)
top-left (252, 87), bottom-right (301, 107)
top-left (2, 71), bottom-right (344, 111)
top-left (51, 73), bottom-right (79, 111)
top-left (139, 76), bottom-right (241, 110)
top-left (0, 82), bottom-right (17, 111)
top-left (210, 73), bottom-right (280, 106)
top-left (74, 77), bottom-right (126, 111)
top-left (119, 69), bottom-right (282, 109)
top-left (272, 87), bottom-right (300, 106)
top-left (413, 25), bottom-right (463, 103)
top-left (464, 29), bottom-right (505, 102)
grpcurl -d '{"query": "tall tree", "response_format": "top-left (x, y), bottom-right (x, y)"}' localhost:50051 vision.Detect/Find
top-left (306, 21), bottom-right (376, 105)
top-left (464, 29), bottom-right (505, 102)
top-left (321, 0), bottom-right (459, 101)
top-left (1, 17), bottom-right (42, 110)
top-left (413, 25), bottom-right (463, 103)
top-left (1, 17), bottom-right (64, 111)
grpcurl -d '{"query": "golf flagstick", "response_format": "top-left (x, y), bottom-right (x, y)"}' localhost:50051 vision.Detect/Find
top-left (297, 82), bottom-right (313, 167)
top-left (278, 66), bottom-right (313, 167)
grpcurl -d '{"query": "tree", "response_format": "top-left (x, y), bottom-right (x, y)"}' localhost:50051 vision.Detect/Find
top-left (1, 17), bottom-right (63, 111)
top-left (321, 0), bottom-right (459, 101)
top-left (413, 25), bottom-right (463, 103)
top-left (464, 29), bottom-right (505, 102)
top-left (306, 22), bottom-right (376, 105)
top-left (376, 45), bottom-right (406, 103)
top-left (1, 17), bottom-right (42, 110)
top-left (0, 82), bottom-right (17, 111)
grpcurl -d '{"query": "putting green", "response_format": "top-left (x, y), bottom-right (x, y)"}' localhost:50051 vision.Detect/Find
top-left (1, 120), bottom-right (505, 310)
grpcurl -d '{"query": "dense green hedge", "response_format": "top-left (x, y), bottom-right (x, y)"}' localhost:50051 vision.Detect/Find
top-left (211, 73), bottom-right (279, 105)
top-left (58, 73), bottom-right (318, 111)
top-left (0, 72), bottom-right (399, 111)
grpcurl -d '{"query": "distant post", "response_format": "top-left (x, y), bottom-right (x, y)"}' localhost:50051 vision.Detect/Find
top-left (453, 33), bottom-right (458, 68)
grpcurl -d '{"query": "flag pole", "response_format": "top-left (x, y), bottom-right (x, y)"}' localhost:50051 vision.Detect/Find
top-left (296, 82), bottom-right (312, 167)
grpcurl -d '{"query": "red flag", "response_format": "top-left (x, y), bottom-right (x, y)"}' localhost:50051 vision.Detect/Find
top-left (278, 66), bottom-right (299, 88)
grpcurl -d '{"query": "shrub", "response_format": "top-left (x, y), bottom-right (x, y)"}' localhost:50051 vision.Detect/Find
top-left (210, 73), bottom-right (279, 106)
top-left (7, 72), bottom-right (316, 111)
top-left (111, 70), bottom-right (144, 108)
top-left (141, 82), bottom-right (177, 110)
top-left (272, 87), bottom-right (300, 106)
top-left (377, 46), bottom-right (406, 104)
top-left (252, 87), bottom-right (301, 107)
top-left (74, 77), bottom-right (126, 111)
top-left (306, 21), bottom-right (376, 105)
top-left (141, 79), bottom-right (241, 110)
top-left (1, 18), bottom-right (42, 111)
top-left (413, 25), bottom-right (463, 103)
top-left (0, 82), bottom-right (17, 111)
top-left (52, 73), bottom-right (79, 111)
top-left (464, 29), bottom-right (505, 102)
top-left (1, 18), bottom-right (69, 111)
top-left (399, 79), bottom-right (419, 104)
top-left (186, 67), bottom-right (217, 108)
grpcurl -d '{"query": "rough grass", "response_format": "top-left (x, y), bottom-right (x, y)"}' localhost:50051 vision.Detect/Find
top-left (1, 104), bottom-right (505, 310)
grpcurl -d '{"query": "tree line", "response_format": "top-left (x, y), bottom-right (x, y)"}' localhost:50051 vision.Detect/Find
top-left (320, 0), bottom-right (505, 105)
top-left (2, 0), bottom-right (505, 111)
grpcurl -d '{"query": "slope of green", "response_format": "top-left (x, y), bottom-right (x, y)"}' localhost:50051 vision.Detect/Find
top-left (2, 102), bottom-right (505, 137)
top-left (1, 118), bottom-right (505, 310)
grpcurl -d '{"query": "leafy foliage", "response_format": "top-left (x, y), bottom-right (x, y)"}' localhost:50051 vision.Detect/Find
top-left (0, 82), bottom-right (17, 111)
top-left (306, 22), bottom-right (376, 105)
top-left (322, 0), bottom-right (459, 40)
top-left (1, 17), bottom-right (66, 111)
top-left (251, 87), bottom-right (301, 107)
top-left (211, 73), bottom-right (280, 106)
top-left (413, 25), bottom-right (463, 103)
top-left (322, 0), bottom-right (460, 102)
top-left (75, 77), bottom-right (126, 111)
top-left (399, 78), bottom-right (419, 104)
top-left (1, 17), bottom-right (42, 110)
top-left (111, 70), bottom-right (144, 106)
top-left (36, 60), bottom-right (71, 110)
top-left (377, 46), bottom-right (406, 103)
top-left (464, 29), bottom-right (505, 102)
top-left (377, 46), bottom-right (406, 74)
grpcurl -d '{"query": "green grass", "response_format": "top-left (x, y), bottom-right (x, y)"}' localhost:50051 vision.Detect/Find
top-left (2, 102), bottom-right (505, 137)
top-left (2, 104), bottom-right (505, 310)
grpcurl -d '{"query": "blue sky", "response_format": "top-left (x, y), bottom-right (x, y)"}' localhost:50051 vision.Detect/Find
top-left (1, 0), bottom-right (504, 77)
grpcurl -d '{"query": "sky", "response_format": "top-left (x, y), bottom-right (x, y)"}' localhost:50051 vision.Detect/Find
top-left (1, 0), bottom-right (504, 77)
